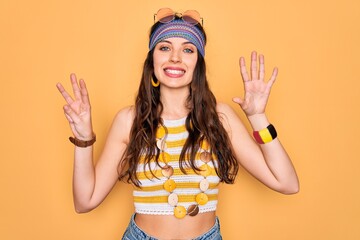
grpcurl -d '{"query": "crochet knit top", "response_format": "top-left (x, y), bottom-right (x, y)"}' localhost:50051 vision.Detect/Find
top-left (133, 116), bottom-right (220, 215)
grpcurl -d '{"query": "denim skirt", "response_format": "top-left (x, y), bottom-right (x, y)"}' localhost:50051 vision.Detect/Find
top-left (122, 213), bottom-right (222, 240)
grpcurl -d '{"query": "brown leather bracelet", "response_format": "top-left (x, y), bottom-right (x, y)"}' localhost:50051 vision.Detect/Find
top-left (69, 134), bottom-right (96, 148)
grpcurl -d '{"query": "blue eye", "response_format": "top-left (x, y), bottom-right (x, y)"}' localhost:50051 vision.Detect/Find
top-left (184, 48), bottom-right (194, 53)
top-left (159, 46), bottom-right (170, 51)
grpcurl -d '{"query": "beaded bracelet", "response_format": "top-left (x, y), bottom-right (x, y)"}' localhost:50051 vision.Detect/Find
top-left (253, 124), bottom-right (277, 144)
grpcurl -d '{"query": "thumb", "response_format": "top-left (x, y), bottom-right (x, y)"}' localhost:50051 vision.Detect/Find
top-left (232, 97), bottom-right (244, 105)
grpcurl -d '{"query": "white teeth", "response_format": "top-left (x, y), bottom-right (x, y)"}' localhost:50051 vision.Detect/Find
top-left (165, 69), bottom-right (185, 75)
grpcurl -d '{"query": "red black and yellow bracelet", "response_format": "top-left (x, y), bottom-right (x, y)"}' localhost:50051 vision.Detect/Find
top-left (253, 124), bottom-right (277, 144)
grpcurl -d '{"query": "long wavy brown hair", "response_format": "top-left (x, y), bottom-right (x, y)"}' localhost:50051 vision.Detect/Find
top-left (118, 16), bottom-right (239, 187)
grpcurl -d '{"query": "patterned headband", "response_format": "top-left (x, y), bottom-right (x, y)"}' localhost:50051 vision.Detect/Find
top-left (149, 19), bottom-right (205, 57)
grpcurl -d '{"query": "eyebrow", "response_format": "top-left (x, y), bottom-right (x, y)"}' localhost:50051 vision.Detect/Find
top-left (160, 40), bottom-right (195, 46)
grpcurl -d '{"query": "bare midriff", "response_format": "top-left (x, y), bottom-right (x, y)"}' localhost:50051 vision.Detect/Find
top-left (134, 211), bottom-right (216, 239)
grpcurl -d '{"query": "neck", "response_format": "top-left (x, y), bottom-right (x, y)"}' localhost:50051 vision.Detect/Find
top-left (160, 86), bottom-right (190, 120)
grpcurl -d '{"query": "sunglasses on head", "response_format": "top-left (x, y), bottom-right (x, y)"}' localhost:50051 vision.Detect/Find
top-left (154, 8), bottom-right (203, 26)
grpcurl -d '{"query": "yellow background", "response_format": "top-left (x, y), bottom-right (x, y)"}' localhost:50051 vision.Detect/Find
top-left (1, 0), bottom-right (359, 239)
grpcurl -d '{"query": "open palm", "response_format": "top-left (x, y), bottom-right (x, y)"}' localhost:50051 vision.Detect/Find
top-left (233, 51), bottom-right (278, 116)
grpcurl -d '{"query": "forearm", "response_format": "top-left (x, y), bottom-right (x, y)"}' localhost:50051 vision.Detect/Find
top-left (248, 114), bottom-right (299, 194)
top-left (73, 146), bottom-right (96, 212)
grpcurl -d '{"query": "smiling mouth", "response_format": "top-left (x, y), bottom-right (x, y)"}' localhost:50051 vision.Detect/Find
top-left (164, 68), bottom-right (186, 75)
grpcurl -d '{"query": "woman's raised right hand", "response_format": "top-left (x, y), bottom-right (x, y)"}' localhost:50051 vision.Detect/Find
top-left (56, 73), bottom-right (94, 140)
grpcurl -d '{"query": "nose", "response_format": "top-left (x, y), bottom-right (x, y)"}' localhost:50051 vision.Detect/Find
top-left (169, 49), bottom-right (182, 63)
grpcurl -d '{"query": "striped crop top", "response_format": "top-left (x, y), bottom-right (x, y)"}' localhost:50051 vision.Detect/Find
top-left (133, 117), bottom-right (220, 216)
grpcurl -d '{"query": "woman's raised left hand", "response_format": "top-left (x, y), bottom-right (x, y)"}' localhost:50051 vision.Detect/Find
top-left (232, 51), bottom-right (278, 117)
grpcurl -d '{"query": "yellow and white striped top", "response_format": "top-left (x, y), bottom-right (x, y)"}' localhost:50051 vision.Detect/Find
top-left (133, 116), bottom-right (220, 215)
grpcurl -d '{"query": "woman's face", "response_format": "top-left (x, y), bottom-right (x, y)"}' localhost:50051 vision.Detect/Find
top-left (153, 37), bottom-right (198, 90)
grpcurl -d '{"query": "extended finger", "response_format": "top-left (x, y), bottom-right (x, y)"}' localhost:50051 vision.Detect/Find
top-left (250, 51), bottom-right (258, 80)
top-left (265, 67), bottom-right (278, 94)
top-left (239, 57), bottom-right (250, 82)
top-left (70, 73), bottom-right (82, 101)
top-left (79, 79), bottom-right (91, 106)
top-left (259, 54), bottom-right (265, 81)
top-left (56, 83), bottom-right (74, 105)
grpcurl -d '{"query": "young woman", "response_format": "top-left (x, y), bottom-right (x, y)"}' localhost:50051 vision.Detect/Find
top-left (56, 8), bottom-right (299, 240)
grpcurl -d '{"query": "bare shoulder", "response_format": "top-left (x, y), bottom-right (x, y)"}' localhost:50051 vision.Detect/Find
top-left (114, 105), bottom-right (135, 125)
top-left (216, 102), bottom-right (235, 115)
top-left (109, 106), bottom-right (135, 144)
top-left (216, 102), bottom-right (247, 137)
top-left (216, 102), bottom-right (238, 124)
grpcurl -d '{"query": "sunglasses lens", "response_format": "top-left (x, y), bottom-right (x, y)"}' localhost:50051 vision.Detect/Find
top-left (182, 10), bottom-right (201, 25)
top-left (157, 8), bottom-right (175, 23)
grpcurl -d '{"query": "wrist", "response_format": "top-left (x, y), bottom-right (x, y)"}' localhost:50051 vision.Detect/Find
top-left (247, 113), bottom-right (270, 130)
